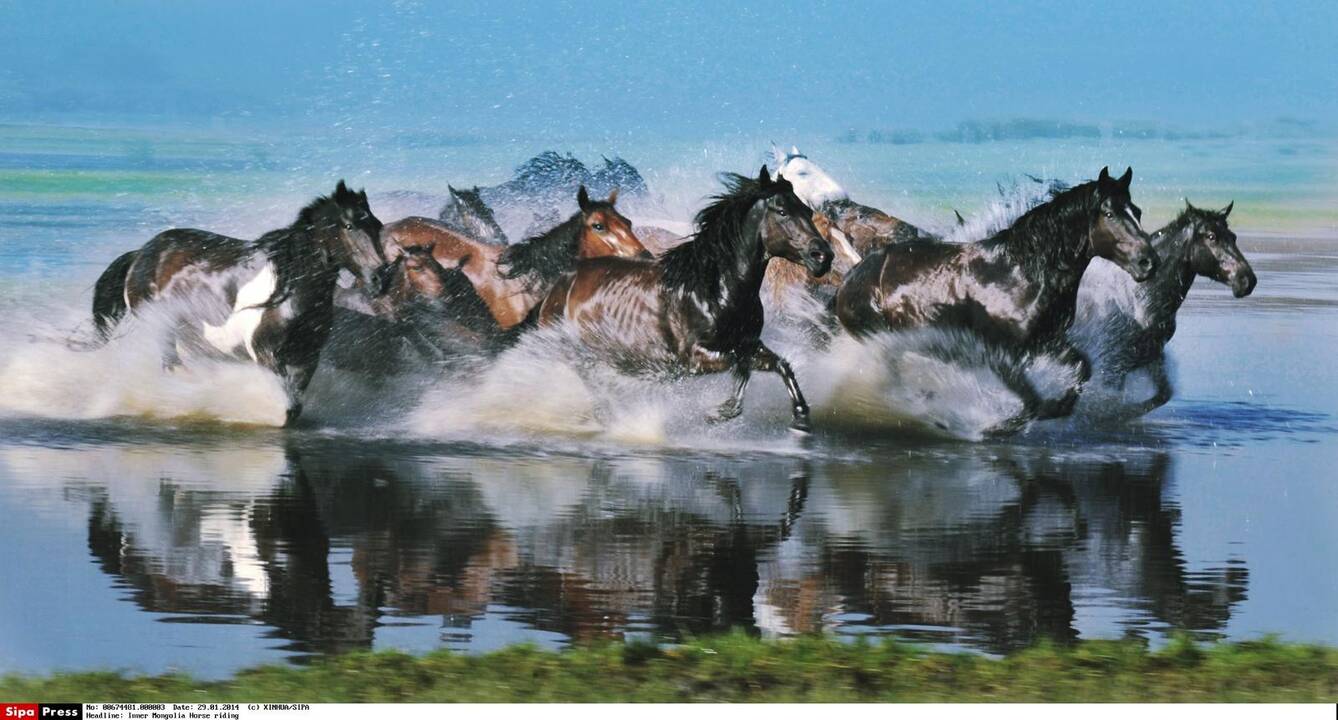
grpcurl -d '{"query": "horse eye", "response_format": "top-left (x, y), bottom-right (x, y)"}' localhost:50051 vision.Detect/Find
top-left (592, 223), bottom-right (606, 232)
top-left (1207, 232), bottom-right (1216, 241)
top-left (343, 222), bottom-right (355, 230)
top-left (777, 208), bottom-right (788, 217)
top-left (1104, 211), bottom-right (1114, 219)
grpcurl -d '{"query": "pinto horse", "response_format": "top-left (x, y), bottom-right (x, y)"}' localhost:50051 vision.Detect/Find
top-left (1071, 200), bottom-right (1255, 413)
top-left (536, 166), bottom-right (834, 431)
top-left (437, 185), bottom-right (508, 244)
top-left (89, 181), bottom-right (386, 424)
top-left (381, 186), bottom-right (647, 328)
top-left (836, 167), bottom-right (1158, 421)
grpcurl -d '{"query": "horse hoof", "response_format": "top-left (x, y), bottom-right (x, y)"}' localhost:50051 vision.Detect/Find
top-left (789, 416), bottom-right (812, 434)
top-left (707, 404), bottom-right (743, 425)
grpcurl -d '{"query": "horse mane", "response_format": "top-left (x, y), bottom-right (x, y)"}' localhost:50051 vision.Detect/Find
top-left (988, 179), bottom-right (1100, 277)
top-left (497, 205), bottom-right (603, 288)
top-left (254, 184), bottom-right (366, 307)
top-left (660, 172), bottom-right (789, 296)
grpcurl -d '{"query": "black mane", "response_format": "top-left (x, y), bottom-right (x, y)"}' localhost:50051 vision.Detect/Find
top-left (988, 179), bottom-right (1101, 277)
top-left (497, 203), bottom-right (609, 288)
top-left (660, 172), bottom-right (789, 296)
top-left (254, 183), bottom-right (368, 307)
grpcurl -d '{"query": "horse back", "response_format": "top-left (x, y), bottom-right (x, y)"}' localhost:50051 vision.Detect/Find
top-left (125, 228), bottom-right (250, 307)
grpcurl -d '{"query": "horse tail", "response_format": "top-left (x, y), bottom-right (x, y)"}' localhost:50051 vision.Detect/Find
top-left (91, 250), bottom-right (138, 343)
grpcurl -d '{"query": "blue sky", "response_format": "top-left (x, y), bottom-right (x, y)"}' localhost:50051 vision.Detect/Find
top-left (2, 1), bottom-right (1335, 136)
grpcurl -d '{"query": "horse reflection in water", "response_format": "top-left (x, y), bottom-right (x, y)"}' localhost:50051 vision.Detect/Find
top-left (35, 436), bottom-right (1252, 656)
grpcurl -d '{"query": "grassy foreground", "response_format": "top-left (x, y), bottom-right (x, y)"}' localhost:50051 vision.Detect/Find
top-left (4, 635), bottom-right (1337, 703)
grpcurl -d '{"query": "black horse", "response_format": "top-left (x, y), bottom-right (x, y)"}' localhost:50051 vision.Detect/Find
top-left (437, 185), bottom-right (508, 244)
top-left (536, 166), bottom-right (834, 430)
top-left (90, 181), bottom-right (386, 425)
top-left (1072, 200), bottom-right (1256, 413)
top-left (835, 167), bottom-right (1158, 422)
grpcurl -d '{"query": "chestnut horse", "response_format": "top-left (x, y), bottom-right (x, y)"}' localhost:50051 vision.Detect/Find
top-left (836, 167), bottom-right (1158, 422)
top-left (89, 181), bottom-right (386, 424)
top-left (536, 167), bottom-right (834, 431)
top-left (381, 186), bottom-right (647, 328)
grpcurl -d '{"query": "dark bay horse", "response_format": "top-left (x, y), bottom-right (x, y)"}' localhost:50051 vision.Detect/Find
top-left (437, 185), bottom-right (508, 244)
top-left (380, 186), bottom-right (648, 328)
top-left (1072, 200), bottom-right (1255, 413)
top-left (835, 167), bottom-right (1158, 421)
top-left (536, 166), bottom-right (834, 431)
top-left (325, 245), bottom-right (505, 373)
top-left (90, 181), bottom-right (386, 424)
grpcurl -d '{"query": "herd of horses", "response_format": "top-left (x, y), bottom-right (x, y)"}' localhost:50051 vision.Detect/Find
top-left (85, 147), bottom-right (1257, 435)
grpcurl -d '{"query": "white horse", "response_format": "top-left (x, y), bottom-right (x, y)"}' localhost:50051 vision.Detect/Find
top-left (770, 145), bottom-right (937, 257)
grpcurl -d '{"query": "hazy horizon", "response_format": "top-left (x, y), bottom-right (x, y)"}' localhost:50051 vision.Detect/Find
top-left (3, 1), bottom-right (1335, 140)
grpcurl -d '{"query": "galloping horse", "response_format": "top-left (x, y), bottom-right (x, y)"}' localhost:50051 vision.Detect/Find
top-left (772, 145), bottom-right (938, 255)
top-left (1071, 200), bottom-right (1255, 413)
top-left (836, 167), bottom-right (1158, 421)
top-left (381, 186), bottom-right (647, 328)
top-left (89, 181), bottom-right (387, 424)
top-left (437, 185), bottom-right (508, 244)
top-left (536, 166), bottom-right (834, 431)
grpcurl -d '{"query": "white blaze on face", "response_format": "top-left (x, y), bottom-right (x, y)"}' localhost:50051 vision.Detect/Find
top-left (775, 149), bottom-right (849, 209)
top-left (202, 262), bottom-right (278, 361)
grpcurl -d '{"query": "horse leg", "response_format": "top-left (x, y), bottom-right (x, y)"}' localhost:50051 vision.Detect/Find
top-left (708, 367), bottom-right (750, 424)
top-left (751, 344), bottom-right (811, 432)
top-left (1131, 356), bottom-right (1173, 417)
top-left (1032, 344), bottom-right (1090, 420)
top-left (278, 361), bottom-right (317, 427)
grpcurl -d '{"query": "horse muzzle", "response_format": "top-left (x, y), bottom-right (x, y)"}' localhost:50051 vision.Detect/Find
top-left (1127, 249), bottom-right (1158, 282)
top-left (1231, 267), bottom-right (1258, 298)
top-left (804, 243), bottom-right (834, 278)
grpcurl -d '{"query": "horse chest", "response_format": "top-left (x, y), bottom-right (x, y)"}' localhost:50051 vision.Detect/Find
top-left (201, 262), bottom-right (287, 362)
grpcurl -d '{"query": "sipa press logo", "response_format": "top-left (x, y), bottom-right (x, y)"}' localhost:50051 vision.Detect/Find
top-left (1, 706), bottom-right (82, 720)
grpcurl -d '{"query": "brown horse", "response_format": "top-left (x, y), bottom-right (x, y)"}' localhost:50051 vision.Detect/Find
top-left (536, 167), bottom-right (834, 431)
top-left (836, 167), bottom-right (1158, 422)
top-left (380, 186), bottom-right (646, 328)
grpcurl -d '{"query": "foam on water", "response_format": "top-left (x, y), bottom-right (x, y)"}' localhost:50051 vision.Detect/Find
top-left (0, 301), bottom-right (289, 426)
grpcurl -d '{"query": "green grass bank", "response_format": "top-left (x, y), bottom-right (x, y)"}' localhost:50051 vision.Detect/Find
top-left (4, 635), bottom-right (1336, 703)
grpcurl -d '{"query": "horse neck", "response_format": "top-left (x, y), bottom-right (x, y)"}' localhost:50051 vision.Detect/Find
top-left (996, 203), bottom-right (1095, 302)
top-left (1140, 216), bottom-right (1198, 319)
top-left (716, 204), bottom-right (770, 305)
top-left (257, 224), bottom-right (340, 306)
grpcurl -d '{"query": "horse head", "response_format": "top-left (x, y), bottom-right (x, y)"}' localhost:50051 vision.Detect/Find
top-left (575, 185), bottom-right (649, 259)
top-left (758, 165), bottom-right (833, 277)
top-left (328, 180), bottom-right (387, 292)
top-left (1091, 166), bottom-right (1157, 281)
top-left (1183, 200), bottom-right (1255, 297)
top-left (771, 144), bottom-right (849, 210)
top-left (442, 185), bottom-right (507, 244)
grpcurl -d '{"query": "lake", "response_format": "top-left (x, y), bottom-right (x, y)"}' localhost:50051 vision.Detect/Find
top-left (0, 124), bottom-right (1335, 678)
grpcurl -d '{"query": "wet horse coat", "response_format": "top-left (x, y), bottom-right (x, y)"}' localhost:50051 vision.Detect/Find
top-left (1072, 201), bottom-right (1255, 413)
top-left (89, 182), bottom-right (387, 424)
top-left (537, 167), bottom-right (834, 430)
top-left (380, 187), bottom-right (646, 328)
top-left (836, 167), bottom-right (1158, 423)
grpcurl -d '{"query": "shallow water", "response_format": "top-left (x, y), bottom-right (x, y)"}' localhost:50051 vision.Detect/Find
top-left (0, 125), bottom-right (1336, 678)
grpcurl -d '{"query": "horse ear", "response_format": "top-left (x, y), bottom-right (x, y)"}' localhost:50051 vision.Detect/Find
top-left (448, 184), bottom-right (457, 195)
top-left (758, 164), bottom-right (772, 185)
top-left (770, 142), bottom-right (784, 167)
top-left (607, 188), bottom-right (619, 205)
top-left (1118, 167), bottom-right (1133, 189)
top-left (336, 179), bottom-right (350, 197)
top-left (1098, 167), bottom-right (1111, 184)
top-left (790, 145), bottom-right (801, 157)
top-left (577, 185), bottom-right (591, 211)
top-left (1221, 201), bottom-right (1234, 218)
